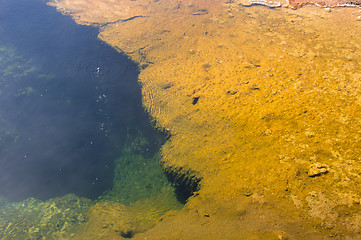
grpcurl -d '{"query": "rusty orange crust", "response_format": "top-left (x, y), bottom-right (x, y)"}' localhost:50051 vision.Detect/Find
top-left (49, 0), bottom-right (361, 239)
top-left (288, 0), bottom-right (361, 8)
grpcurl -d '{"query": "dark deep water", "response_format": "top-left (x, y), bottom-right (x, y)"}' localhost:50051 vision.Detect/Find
top-left (0, 0), bottom-right (162, 201)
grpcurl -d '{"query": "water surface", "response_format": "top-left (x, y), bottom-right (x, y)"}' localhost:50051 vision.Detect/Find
top-left (0, 0), bottom-right (165, 202)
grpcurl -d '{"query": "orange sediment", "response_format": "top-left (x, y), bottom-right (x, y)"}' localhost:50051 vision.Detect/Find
top-left (49, 0), bottom-right (361, 238)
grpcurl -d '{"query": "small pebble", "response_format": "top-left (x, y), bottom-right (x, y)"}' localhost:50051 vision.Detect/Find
top-left (308, 163), bottom-right (328, 177)
top-left (245, 191), bottom-right (253, 197)
top-left (325, 7), bottom-right (331, 13)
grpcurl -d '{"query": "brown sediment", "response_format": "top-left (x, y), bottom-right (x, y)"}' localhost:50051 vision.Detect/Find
top-left (49, 0), bottom-right (361, 239)
top-left (71, 188), bottom-right (182, 239)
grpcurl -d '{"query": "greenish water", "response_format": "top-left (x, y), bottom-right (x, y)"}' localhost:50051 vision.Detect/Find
top-left (0, 0), bottom-right (177, 238)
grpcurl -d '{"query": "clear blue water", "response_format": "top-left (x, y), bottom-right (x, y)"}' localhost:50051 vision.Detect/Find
top-left (0, 0), bottom-right (163, 201)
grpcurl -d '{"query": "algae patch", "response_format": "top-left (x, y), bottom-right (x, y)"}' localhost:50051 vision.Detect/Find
top-left (0, 194), bottom-right (92, 240)
top-left (100, 128), bottom-right (173, 205)
top-left (0, 45), bottom-right (34, 153)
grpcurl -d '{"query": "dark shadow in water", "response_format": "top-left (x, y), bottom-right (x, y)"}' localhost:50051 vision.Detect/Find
top-left (0, 0), bottom-right (162, 201)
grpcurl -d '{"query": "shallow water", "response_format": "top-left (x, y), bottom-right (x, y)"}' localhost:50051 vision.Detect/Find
top-left (5, 0), bottom-right (361, 238)
top-left (48, 0), bottom-right (361, 238)
top-left (0, 0), bottom-right (166, 202)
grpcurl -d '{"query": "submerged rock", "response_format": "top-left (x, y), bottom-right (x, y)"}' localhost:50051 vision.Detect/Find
top-left (307, 163), bottom-right (329, 177)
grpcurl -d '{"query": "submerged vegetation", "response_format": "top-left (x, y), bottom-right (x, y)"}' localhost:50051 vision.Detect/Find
top-left (0, 130), bottom-right (181, 240)
top-left (0, 194), bottom-right (92, 240)
top-left (0, 46), bottom-right (33, 153)
top-left (100, 129), bottom-right (172, 205)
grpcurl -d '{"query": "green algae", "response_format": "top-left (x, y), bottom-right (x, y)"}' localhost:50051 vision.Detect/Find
top-left (0, 135), bottom-right (178, 239)
top-left (0, 46), bottom-right (35, 81)
top-left (0, 45), bottom-right (33, 153)
top-left (0, 194), bottom-right (93, 240)
top-left (100, 128), bottom-right (173, 205)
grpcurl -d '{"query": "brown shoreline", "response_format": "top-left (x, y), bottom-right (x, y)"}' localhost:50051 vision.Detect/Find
top-left (48, 0), bottom-right (361, 239)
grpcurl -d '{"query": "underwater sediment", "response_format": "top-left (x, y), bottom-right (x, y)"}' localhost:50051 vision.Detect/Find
top-left (47, 0), bottom-right (361, 239)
